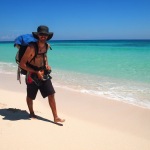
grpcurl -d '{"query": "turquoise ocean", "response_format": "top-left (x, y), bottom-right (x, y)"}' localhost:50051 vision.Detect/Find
top-left (0, 40), bottom-right (150, 108)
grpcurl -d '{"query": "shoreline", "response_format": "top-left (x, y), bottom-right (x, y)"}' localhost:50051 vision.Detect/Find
top-left (1, 71), bottom-right (150, 110)
top-left (0, 73), bottom-right (150, 150)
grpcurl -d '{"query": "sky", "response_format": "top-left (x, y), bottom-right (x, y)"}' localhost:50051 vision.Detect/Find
top-left (0, 0), bottom-right (150, 40)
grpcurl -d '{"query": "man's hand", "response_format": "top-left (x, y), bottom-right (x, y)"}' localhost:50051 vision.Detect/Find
top-left (37, 70), bottom-right (44, 80)
top-left (45, 65), bottom-right (51, 70)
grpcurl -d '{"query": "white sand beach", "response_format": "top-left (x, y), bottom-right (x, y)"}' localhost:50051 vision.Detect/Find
top-left (0, 73), bottom-right (150, 150)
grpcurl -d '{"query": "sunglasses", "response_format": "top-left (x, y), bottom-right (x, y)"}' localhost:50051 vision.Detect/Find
top-left (39, 33), bottom-right (48, 36)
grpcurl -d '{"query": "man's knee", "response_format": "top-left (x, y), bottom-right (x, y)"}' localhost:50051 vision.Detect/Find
top-left (48, 94), bottom-right (55, 100)
top-left (26, 96), bottom-right (33, 101)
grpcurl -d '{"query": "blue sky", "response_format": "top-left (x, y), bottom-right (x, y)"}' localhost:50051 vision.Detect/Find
top-left (0, 0), bottom-right (150, 40)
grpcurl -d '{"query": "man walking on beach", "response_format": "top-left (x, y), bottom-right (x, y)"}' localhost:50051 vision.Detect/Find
top-left (20, 25), bottom-right (65, 123)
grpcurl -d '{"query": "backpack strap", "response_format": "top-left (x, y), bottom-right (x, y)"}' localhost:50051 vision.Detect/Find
top-left (42, 43), bottom-right (49, 69)
top-left (28, 42), bottom-right (38, 63)
top-left (29, 42), bottom-right (48, 62)
top-left (27, 42), bottom-right (48, 70)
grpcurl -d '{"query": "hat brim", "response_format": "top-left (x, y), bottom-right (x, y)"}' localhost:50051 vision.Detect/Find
top-left (32, 32), bottom-right (53, 41)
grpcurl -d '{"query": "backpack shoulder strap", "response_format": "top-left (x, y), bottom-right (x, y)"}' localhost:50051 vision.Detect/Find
top-left (28, 42), bottom-right (38, 63)
top-left (45, 43), bottom-right (49, 53)
top-left (28, 42), bottom-right (48, 64)
top-left (33, 42), bottom-right (38, 55)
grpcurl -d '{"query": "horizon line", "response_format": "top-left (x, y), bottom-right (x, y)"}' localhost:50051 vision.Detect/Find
top-left (0, 38), bottom-right (150, 42)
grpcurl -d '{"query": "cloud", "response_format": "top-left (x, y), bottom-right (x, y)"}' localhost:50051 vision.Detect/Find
top-left (0, 29), bottom-right (26, 41)
top-left (0, 34), bottom-right (16, 41)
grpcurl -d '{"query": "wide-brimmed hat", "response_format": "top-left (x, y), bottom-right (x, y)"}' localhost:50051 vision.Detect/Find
top-left (32, 25), bottom-right (53, 40)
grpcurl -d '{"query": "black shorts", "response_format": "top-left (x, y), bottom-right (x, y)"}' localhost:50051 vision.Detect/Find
top-left (26, 79), bottom-right (55, 100)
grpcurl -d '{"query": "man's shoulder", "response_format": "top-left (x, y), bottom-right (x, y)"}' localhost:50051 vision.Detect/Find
top-left (28, 42), bottom-right (38, 48)
top-left (27, 42), bottom-right (38, 52)
top-left (25, 43), bottom-right (36, 55)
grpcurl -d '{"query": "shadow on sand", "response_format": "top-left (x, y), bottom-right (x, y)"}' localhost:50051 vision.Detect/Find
top-left (0, 108), bottom-right (63, 126)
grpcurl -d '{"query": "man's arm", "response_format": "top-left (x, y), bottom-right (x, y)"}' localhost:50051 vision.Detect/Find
top-left (20, 46), bottom-right (37, 73)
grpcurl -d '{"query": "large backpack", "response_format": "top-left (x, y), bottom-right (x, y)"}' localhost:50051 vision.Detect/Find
top-left (14, 34), bottom-right (40, 83)
top-left (14, 34), bottom-right (38, 75)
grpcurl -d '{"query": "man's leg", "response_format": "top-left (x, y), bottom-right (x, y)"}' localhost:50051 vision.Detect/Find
top-left (26, 96), bottom-right (37, 118)
top-left (48, 94), bottom-right (65, 123)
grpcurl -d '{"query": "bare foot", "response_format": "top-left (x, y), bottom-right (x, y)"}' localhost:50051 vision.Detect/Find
top-left (29, 113), bottom-right (37, 119)
top-left (54, 117), bottom-right (65, 123)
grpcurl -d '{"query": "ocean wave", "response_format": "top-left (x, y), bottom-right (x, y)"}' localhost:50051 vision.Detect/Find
top-left (52, 69), bottom-right (150, 109)
top-left (0, 62), bottom-right (17, 74)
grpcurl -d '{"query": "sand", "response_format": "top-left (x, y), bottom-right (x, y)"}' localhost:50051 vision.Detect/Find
top-left (0, 73), bottom-right (150, 150)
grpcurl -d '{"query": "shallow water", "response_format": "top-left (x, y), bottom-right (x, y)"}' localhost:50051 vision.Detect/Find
top-left (0, 40), bottom-right (150, 108)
